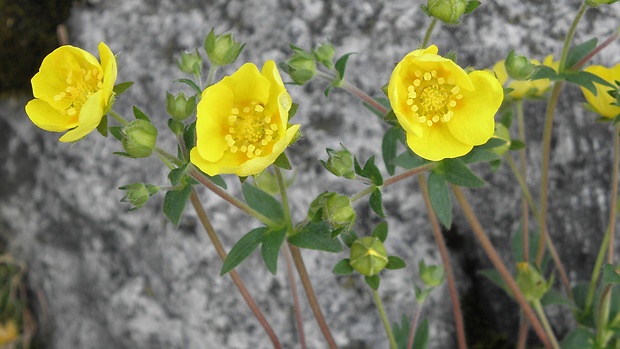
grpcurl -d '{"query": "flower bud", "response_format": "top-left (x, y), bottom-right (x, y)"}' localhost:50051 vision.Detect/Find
top-left (423, 0), bottom-right (468, 24)
top-left (314, 42), bottom-right (335, 69)
top-left (323, 193), bottom-right (356, 229)
top-left (166, 92), bottom-right (196, 121)
top-left (322, 146), bottom-right (355, 179)
top-left (119, 183), bottom-right (159, 210)
top-left (285, 55), bottom-right (316, 85)
top-left (505, 51), bottom-right (537, 81)
top-left (418, 260), bottom-right (445, 288)
top-left (122, 119), bottom-right (158, 158)
top-left (516, 262), bottom-right (552, 302)
top-left (176, 49), bottom-right (202, 77)
top-left (204, 29), bottom-right (245, 67)
top-left (350, 236), bottom-right (389, 276)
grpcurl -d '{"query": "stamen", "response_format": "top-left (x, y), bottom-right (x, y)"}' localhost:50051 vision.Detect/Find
top-left (255, 105), bottom-right (264, 112)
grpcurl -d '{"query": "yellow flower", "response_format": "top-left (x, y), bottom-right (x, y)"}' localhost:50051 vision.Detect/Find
top-left (581, 64), bottom-right (620, 119)
top-left (0, 320), bottom-right (18, 345)
top-left (25, 42), bottom-right (117, 142)
top-left (190, 61), bottom-right (300, 176)
top-left (388, 45), bottom-right (503, 161)
top-left (491, 55), bottom-right (557, 99)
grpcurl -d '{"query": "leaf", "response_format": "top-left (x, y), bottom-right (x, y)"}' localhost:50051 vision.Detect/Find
top-left (332, 259), bottom-right (354, 275)
top-left (355, 156), bottom-right (384, 186)
top-left (174, 78), bottom-right (202, 94)
top-left (334, 52), bottom-right (355, 79)
top-left (274, 152), bottom-right (292, 170)
top-left (530, 65), bottom-right (561, 81)
top-left (163, 184), bottom-right (193, 226)
top-left (220, 227), bottom-right (268, 275)
top-left (479, 269), bottom-right (510, 296)
top-left (566, 70), bottom-right (615, 95)
top-left (464, 0), bottom-right (480, 15)
top-left (113, 81), bottom-right (134, 96)
top-left (509, 140), bottom-right (526, 151)
top-left (382, 126), bottom-right (404, 175)
top-left (183, 121), bottom-right (197, 150)
top-left (460, 148), bottom-right (500, 164)
top-left (428, 172), bottom-right (451, 228)
top-left (242, 182), bottom-right (285, 223)
top-left (559, 327), bottom-right (595, 349)
top-left (261, 227), bottom-right (287, 275)
top-left (565, 38), bottom-right (597, 71)
top-left (341, 230), bottom-right (359, 248)
top-left (477, 137), bottom-right (507, 150)
top-left (392, 315), bottom-right (412, 349)
top-left (288, 221), bottom-right (343, 253)
top-left (540, 288), bottom-right (573, 308)
top-left (369, 188), bottom-right (385, 218)
top-left (363, 97), bottom-right (391, 119)
top-left (412, 319), bottom-right (429, 349)
top-left (603, 263), bottom-right (620, 284)
top-left (499, 109), bottom-right (513, 128)
top-left (96, 114), bottom-right (108, 137)
top-left (392, 149), bottom-right (430, 169)
top-left (133, 106), bottom-right (150, 121)
top-left (372, 221), bottom-right (388, 242)
top-left (365, 275), bottom-right (380, 290)
top-left (386, 256), bottom-right (406, 270)
top-left (109, 126), bottom-right (123, 141)
top-left (442, 158), bottom-right (485, 188)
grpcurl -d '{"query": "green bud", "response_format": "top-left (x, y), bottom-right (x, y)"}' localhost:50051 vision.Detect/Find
top-left (166, 92), bottom-right (196, 121)
top-left (516, 262), bottom-right (552, 302)
top-left (505, 51), bottom-right (537, 80)
top-left (122, 119), bottom-right (158, 158)
top-left (176, 49), bottom-right (202, 77)
top-left (285, 55), bottom-right (316, 85)
top-left (322, 145), bottom-right (355, 179)
top-left (204, 29), bottom-right (245, 67)
top-left (423, 0), bottom-right (468, 24)
top-left (491, 124), bottom-right (511, 156)
top-left (119, 183), bottom-right (159, 210)
top-left (314, 42), bottom-right (335, 69)
top-left (350, 236), bottom-right (389, 276)
top-left (323, 193), bottom-right (356, 229)
top-left (419, 260), bottom-right (445, 288)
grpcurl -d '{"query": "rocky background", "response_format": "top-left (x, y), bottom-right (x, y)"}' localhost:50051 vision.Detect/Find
top-left (1, 0), bottom-right (620, 348)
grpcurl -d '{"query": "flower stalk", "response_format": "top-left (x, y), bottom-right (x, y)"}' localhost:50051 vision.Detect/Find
top-left (372, 289), bottom-right (398, 349)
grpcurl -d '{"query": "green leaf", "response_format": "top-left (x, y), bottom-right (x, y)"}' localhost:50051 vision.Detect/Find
top-left (392, 149), bottom-right (430, 169)
top-left (499, 109), bottom-right (513, 128)
top-left (392, 315), bottom-right (412, 349)
top-left (540, 288), bottom-right (573, 308)
top-left (428, 172), bottom-right (451, 228)
top-left (332, 259), bottom-right (354, 275)
top-left (479, 269), bottom-right (510, 296)
top-left (261, 227), bottom-right (287, 275)
top-left (334, 53), bottom-right (355, 79)
top-left (560, 327), bottom-right (595, 349)
top-left (354, 156), bottom-right (384, 186)
top-left (477, 137), bottom-right (507, 150)
top-left (274, 152), bottom-right (292, 170)
top-left (288, 221), bottom-right (343, 252)
top-left (341, 230), bottom-right (359, 248)
top-left (183, 121), bottom-right (197, 150)
top-left (460, 148), bottom-right (500, 164)
top-left (369, 188), bottom-right (385, 218)
top-left (382, 126), bottom-right (404, 175)
top-left (96, 114), bottom-right (108, 137)
top-left (386, 256), bottom-right (406, 270)
top-left (412, 319), bottom-right (429, 349)
top-left (288, 103), bottom-right (299, 120)
top-left (174, 78), bottom-right (202, 94)
top-left (133, 106), bottom-right (150, 121)
top-left (442, 158), bottom-right (485, 188)
top-left (509, 140), bottom-right (526, 151)
top-left (603, 263), bottom-right (620, 284)
top-left (242, 182), bottom-right (285, 223)
top-left (372, 221), bottom-right (388, 242)
top-left (566, 70), bottom-right (615, 95)
top-left (113, 81), bottom-right (134, 96)
top-left (167, 118), bottom-right (185, 136)
top-left (565, 38), bottom-right (597, 71)
top-left (464, 0), bottom-right (481, 14)
top-left (221, 227), bottom-right (268, 275)
top-left (110, 126), bottom-right (123, 141)
top-left (363, 97), bottom-right (391, 119)
top-left (163, 184), bottom-right (193, 226)
top-left (365, 275), bottom-right (380, 290)
top-left (530, 65), bottom-right (561, 81)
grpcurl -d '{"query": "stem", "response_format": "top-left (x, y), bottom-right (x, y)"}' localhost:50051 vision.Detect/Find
top-left (451, 185), bottom-right (553, 349)
top-left (418, 175), bottom-right (467, 349)
top-left (516, 314), bottom-right (529, 349)
top-left (596, 285), bottom-right (613, 346)
top-left (532, 300), bottom-right (561, 349)
top-left (206, 66), bottom-right (218, 87)
top-left (288, 244), bottom-right (338, 349)
top-left (558, 3), bottom-right (588, 72)
top-left (407, 301), bottom-right (425, 349)
top-left (283, 244), bottom-right (307, 349)
top-left (607, 122), bottom-right (620, 263)
top-left (350, 163), bottom-right (436, 203)
top-left (274, 167), bottom-right (294, 233)
top-left (108, 109), bottom-right (129, 126)
top-left (341, 79), bottom-right (390, 116)
top-left (572, 30), bottom-right (620, 71)
top-left (421, 18), bottom-right (438, 48)
top-left (372, 289), bottom-right (398, 349)
top-left (585, 227), bottom-right (612, 316)
top-left (189, 190), bottom-right (282, 349)
top-left (516, 100), bottom-right (529, 263)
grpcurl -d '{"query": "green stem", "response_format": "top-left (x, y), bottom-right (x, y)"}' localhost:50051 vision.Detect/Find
top-left (596, 285), bottom-right (613, 347)
top-left (516, 100), bottom-right (529, 263)
top-left (585, 227), bottom-right (612, 316)
top-left (407, 301), bottom-right (425, 349)
top-left (532, 300), bottom-right (561, 349)
top-left (516, 314), bottom-right (529, 349)
top-left (572, 30), bottom-right (620, 71)
top-left (421, 18), bottom-right (438, 48)
top-left (108, 109), bottom-right (129, 126)
top-left (206, 66), bottom-right (218, 87)
top-left (558, 3), bottom-right (588, 72)
top-left (274, 166), bottom-right (294, 233)
top-left (341, 79), bottom-right (390, 116)
top-left (451, 185), bottom-right (552, 349)
top-left (350, 163), bottom-right (437, 203)
top-left (372, 289), bottom-right (398, 349)
top-left (283, 243), bottom-right (307, 349)
top-left (607, 122), bottom-right (620, 263)
top-left (350, 186), bottom-right (376, 203)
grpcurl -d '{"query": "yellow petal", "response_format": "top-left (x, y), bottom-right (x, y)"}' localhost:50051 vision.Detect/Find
top-left (194, 83), bottom-right (234, 162)
top-left (262, 60), bottom-right (291, 126)
top-left (98, 42), bottom-right (117, 108)
top-left (25, 99), bottom-right (77, 132)
top-left (582, 64), bottom-right (620, 118)
top-left (59, 90), bottom-right (105, 142)
top-left (221, 63), bottom-right (270, 104)
top-left (406, 123), bottom-right (472, 161)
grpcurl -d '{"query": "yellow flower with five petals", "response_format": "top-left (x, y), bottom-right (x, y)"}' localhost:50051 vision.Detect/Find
top-left (580, 64), bottom-right (620, 119)
top-left (388, 45), bottom-right (503, 161)
top-left (190, 61), bottom-right (300, 176)
top-left (25, 42), bottom-right (117, 142)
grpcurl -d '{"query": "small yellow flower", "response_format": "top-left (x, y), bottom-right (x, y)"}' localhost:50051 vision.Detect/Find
top-left (581, 64), bottom-right (620, 119)
top-left (190, 61), bottom-right (300, 176)
top-left (25, 42), bottom-right (117, 142)
top-left (388, 45), bottom-right (503, 161)
top-left (491, 55), bottom-right (557, 99)
top-left (0, 319), bottom-right (18, 345)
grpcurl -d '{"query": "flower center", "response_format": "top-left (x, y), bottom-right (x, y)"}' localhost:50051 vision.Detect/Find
top-left (406, 69), bottom-right (463, 127)
top-left (54, 67), bottom-right (104, 116)
top-left (224, 100), bottom-right (277, 158)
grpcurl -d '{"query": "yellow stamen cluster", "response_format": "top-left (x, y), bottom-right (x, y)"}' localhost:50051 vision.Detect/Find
top-left (224, 100), bottom-right (277, 158)
top-left (406, 69), bottom-right (463, 127)
top-left (53, 68), bottom-right (104, 116)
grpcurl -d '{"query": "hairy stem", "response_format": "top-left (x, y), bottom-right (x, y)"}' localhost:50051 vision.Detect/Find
top-left (532, 300), bottom-right (561, 349)
top-left (372, 289), bottom-right (398, 349)
top-left (407, 301), bottom-right (425, 349)
top-left (283, 244), bottom-right (307, 349)
top-left (421, 18), bottom-right (438, 48)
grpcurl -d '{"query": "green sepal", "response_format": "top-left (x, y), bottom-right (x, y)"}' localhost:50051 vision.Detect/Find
top-left (174, 78), bottom-right (202, 94)
top-left (385, 256), bottom-right (406, 270)
top-left (460, 147), bottom-right (500, 164)
top-left (183, 121), bottom-right (197, 151)
top-left (132, 105), bottom-right (151, 122)
top-left (289, 44), bottom-right (314, 60)
top-left (477, 137), bottom-right (507, 150)
top-left (364, 275), bottom-right (380, 290)
top-left (163, 183), bottom-right (193, 227)
top-left (372, 221), bottom-right (388, 242)
top-left (220, 227), bottom-right (268, 275)
top-left (369, 188), bottom-right (385, 218)
top-left (274, 152), bottom-right (292, 170)
top-left (464, 0), bottom-right (481, 14)
top-left (288, 221), bottom-right (343, 252)
top-left (97, 114), bottom-right (108, 137)
top-left (509, 140), bottom-right (526, 151)
top-left (427, 171), bottom-right (451, 228)
top-left (110, 126), bottom-right (123, 141)
top-left (242, 182), bottom-right (285, 224)
top-left (288, 103), bottom-right (299, 120)
top-left (332, 258), bottom-right (354, 275)
top-left (334, 52), bottom-right (356, 79)
top-left (565, 38), bottom-right (597, 71)
top-left (382, 125), bottom-right (405, 175)
top-left (499, 109), bottom-right (513, 128)
top-left (441, 158), bottom-right (485, 188)
top-left (167, 118), bottom-right (184, 136)
top-left (261, 227), bottom-right (287, 275)
top-left (113, 152), bottom-right (132, 158)
top-left (113, 81), bottom-right (134, 96)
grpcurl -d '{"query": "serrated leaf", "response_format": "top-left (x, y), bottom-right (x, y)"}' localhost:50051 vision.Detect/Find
top-left (133, 106), bottom-right (150, 121)
top-left (443, 158), bottom-right (485, 188)
top-left (428, 172), bottom-right (451, 228)
top-left (372, 221), bottom-right (388, 242)
top-left (96, 114), bottom-right (108, 137)
top-left (603, 263), bottom-right (620, 284)
top-left (274, 152), bottom-right (292, 170)
top-left (565, 38), bottom-right (597, 71)
top-left (174, 78), bottom-right (202, 94)
top-left (412, 319), bottom-right (429, 349)
top-left (332, 259), bottom-right (354, 275)
top-left (392, 149), bottom-right (430, 169)
top-left (261, 227), bottom-right (287, 275)
top-left (392, 315), bottom-right (411, 349)
top-left (163, 184), bottom-right (193, 226)
top-left (221, 227), bottom-right (268, 275)
top-left (365, 275), bottom-right (380, 290)
top-left (113, 81), bottom-right (134, 96)
top-left (382, 126), bottom-right (404, 175)
top-left (242, 182), bottom-right (284, 223)
top-left (109, 126), bottom-right (123, 141)
top-left (334, 53), bottom-right (355, 79)
top-left (386, 256), bottom-right (406, 270)
top-left (369, 188), bottom-right (385, 218)
top-left (288, 221), bottom-right (343, 252)
top-left (464, 0), bottom-right (480, 14)
top-left (566, 70), bottom-right (615, 95)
